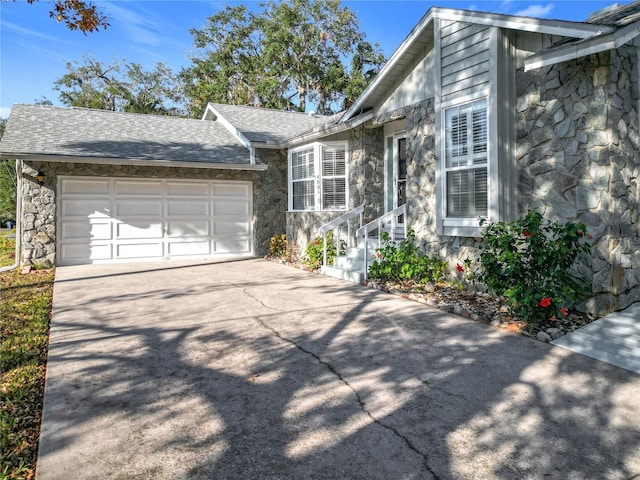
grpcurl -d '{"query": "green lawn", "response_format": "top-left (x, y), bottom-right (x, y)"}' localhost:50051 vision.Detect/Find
top-left (1, 230), bottom-right (54, 480)
top-left (0, 229), bottom-right (16, 268)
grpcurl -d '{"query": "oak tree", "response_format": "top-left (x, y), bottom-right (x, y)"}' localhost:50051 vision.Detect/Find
top-left (181, 0), bottom-right (385, 117)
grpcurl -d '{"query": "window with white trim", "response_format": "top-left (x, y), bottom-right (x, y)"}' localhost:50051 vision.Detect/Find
top-left (444, 98), bottom-right (488, 218)
top-left (289, 142), bottom-right (348, 211)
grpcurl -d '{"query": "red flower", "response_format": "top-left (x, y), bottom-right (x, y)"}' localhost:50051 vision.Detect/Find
top-left (561, 307), bottom-right (569, 317)
top-left (587, 234), bottom-right (593, 239)
top-left (550, 316), bottom-right (557, 321)
top-left (375, 251), bottom-right (382, 259)
top-left (539, 297), bottom-right (552, 308)
top-left (523, 230), bottom-right (531, 237)
top-left (577, 230), bottom-right (584, 237)
top-left (456, 263), bottom-right (464, 273)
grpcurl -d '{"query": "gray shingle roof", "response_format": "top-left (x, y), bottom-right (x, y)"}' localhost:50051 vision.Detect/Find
top-left (0, 104), bottom-right (253, 166)
top-left (208, 103), bottom-right (342, 144)
top-left (587, 0), bottom-right (640, 26)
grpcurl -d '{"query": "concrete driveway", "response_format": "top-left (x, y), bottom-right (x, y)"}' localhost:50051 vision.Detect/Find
top-left (38, 259), bottom-right (640, 479)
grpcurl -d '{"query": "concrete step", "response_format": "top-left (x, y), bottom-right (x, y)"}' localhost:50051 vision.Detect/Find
top-left (334, 255), bottom-right (365, 271)
top-left (321, 265), bottom-right (364, 284)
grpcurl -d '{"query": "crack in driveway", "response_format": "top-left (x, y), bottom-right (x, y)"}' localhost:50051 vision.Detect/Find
top-left (241, 287), bottom-right (440, 479)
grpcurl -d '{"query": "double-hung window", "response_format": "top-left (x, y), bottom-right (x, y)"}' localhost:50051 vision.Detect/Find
top-left (289, 142), bottom-right (348, 211)
top-left (444, 98), bottom-right (488, 219)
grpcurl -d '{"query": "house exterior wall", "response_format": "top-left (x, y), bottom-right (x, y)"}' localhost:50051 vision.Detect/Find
top-left (20, 149), bottom-right (287, 266)
top-left (516, 47), bottom-right (640, 314)
top-left (285, 125), bottom-right (385, 252)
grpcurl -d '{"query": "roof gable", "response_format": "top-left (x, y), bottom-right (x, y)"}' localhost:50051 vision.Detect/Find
top-left (341, 6), bottom-right (615, 122)
top-left (204, 103), bottom-right (341, 145)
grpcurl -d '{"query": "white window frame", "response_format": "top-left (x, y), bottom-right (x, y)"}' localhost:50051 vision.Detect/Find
top-left (288, 141), bottom-right (349, 212)
top-left (439, 93), bottom-right (493, 235)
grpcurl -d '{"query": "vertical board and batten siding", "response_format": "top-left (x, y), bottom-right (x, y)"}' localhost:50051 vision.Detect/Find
top-left (440, 20), bottom-right (492, 104)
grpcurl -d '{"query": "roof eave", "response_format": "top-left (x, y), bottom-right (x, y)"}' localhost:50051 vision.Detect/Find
top-left (0, 153), bottom-right (268, 171)
top-left (524, 19), bottom-right (640, 71)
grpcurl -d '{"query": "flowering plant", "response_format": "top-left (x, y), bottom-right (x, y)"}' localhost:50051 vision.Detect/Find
top-left (477, 211), bottom-right (591, 324)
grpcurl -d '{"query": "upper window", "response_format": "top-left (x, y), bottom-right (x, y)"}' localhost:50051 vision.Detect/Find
top-left (289, 142), bottom-right (348, 211)
top-left (444, 98), bottom-right (488, 218)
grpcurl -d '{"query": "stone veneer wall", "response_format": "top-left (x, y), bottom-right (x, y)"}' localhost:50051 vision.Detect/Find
top-left (21, 149), bottom-right (287, 266)
top-left (516, 47), bottom-right (640, 314)
top-left (285, 125), bottom-right (385, 253)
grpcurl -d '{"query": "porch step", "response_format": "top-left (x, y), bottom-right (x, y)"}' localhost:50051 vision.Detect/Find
top-left (321, 265), bottom-right (364, 284)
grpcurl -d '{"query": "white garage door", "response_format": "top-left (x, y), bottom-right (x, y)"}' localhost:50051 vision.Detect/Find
top-left (57, 177), bottom-right (253, 265)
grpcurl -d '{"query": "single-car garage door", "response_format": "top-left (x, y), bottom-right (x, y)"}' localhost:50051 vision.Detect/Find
top-left (57, 176), bottom-right (253, 265)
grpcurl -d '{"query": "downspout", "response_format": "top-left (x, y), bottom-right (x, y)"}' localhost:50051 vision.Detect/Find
top-left (0, 158), bottom-right (22, 273)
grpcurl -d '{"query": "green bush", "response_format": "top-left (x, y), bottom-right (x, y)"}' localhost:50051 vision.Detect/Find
top-left (302, 231), bottom-right (338, 270)
top-left (477, 211), bottom-right (592, 323)
top-left (269, 233), bottom-right (288, 259)
top-left (368, 230), bottom-right (447, 285)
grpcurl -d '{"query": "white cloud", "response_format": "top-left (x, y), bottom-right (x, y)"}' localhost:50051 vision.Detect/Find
top-left (0, 106), bottom-right (13, 119)
top-left (513, 3), bottom-right (555, 17)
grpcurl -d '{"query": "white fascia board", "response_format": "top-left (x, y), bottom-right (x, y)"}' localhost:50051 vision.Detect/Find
top-left (202, 103), bottom-right (252, 148)
top-left (524, 19), bottom-right (640, 71)
top-left (253, 110), bottom-right (374, 149)
top-left (7, 154), bottom-right (268, 171)
top-left (341, 10), bottom-right (436, 122)
top-left (433, 7), bottom-right (611, 38)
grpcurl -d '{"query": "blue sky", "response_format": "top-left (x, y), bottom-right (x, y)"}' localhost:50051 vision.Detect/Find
top-left (0, 0), bottom-right (624, 118)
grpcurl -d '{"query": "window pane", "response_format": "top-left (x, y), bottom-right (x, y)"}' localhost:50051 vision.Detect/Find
top-left (473, 107), bottom-right (487, 164)
top-left (293, 180), bottom-right (315, 210)
top-left (446, 168), bottom-right (487, 217)
top-left (292, 148), bottom-right (314, 180)
top-left (322, 146), bottom-right (346, 176)
top-left (474, 168), bottom-right (488, 216)
top-left (446, 110), bottom-right (468, 166)
top-left (447, 170), bottom-right (470, 217)
top-left (322, 178), bottom-right (346, 209)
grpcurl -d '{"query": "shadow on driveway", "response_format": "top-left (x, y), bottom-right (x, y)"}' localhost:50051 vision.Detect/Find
top-left (37, 259), bottom-right (640, 479)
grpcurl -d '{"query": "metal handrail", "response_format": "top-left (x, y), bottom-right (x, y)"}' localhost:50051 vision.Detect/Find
top-left (356, 204), bottom-right (407, 281)
top-left (318, 205), bottom-right (364, 268)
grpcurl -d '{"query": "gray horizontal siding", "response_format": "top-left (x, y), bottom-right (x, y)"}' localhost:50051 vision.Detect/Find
top-left (440, 21), bottom-right (491, 103)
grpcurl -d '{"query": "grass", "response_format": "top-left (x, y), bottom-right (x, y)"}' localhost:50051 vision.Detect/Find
top-left (0, 229), bottom-right (17, 268)
top-left (1, 229), bottom-right (55, 480)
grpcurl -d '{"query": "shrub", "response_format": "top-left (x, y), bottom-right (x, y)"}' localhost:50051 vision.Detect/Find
top-left (368, 230), bottom-right (447, 285)
top-left (302, 231), bottom-right (338, 270)
top-left (269, 234), bottom-right (288, 259)
top-left (477, 211), bottom-right (592, 323)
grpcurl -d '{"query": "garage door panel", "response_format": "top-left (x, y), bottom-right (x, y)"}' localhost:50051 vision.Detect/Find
top-left (62, 199), bottom-right (111, 218)
top-left (61, 243), bottom-right (112, 262)
top-left (214, 238), bottom-right (251, 254)
top-left (167, 182), bottom-right (210, 197)
top-left (62, 221), bottom-right (112, 241)
top-left (115, 181), bottom-right (162, 196)
top-left (60, 178), bottom-right (110, 195)
top-left (167, 241), bottom-right (211, 256)
top-left (167, 199), bottom-right (209, 216)
top-left (214, 220), bottom-right (250, 235)
top-left (114, 200), bottom-right (162, 217)
top-left (214, 184), bottom-right (250, 197)
top-left (116, 222), bottom-right (163, 239)
top-left (214, 200), bottom-right (250, 216)
top-left (116, 242), bottom-right (164, 259)
top-left (167, 221), bottom-right (210, 237)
